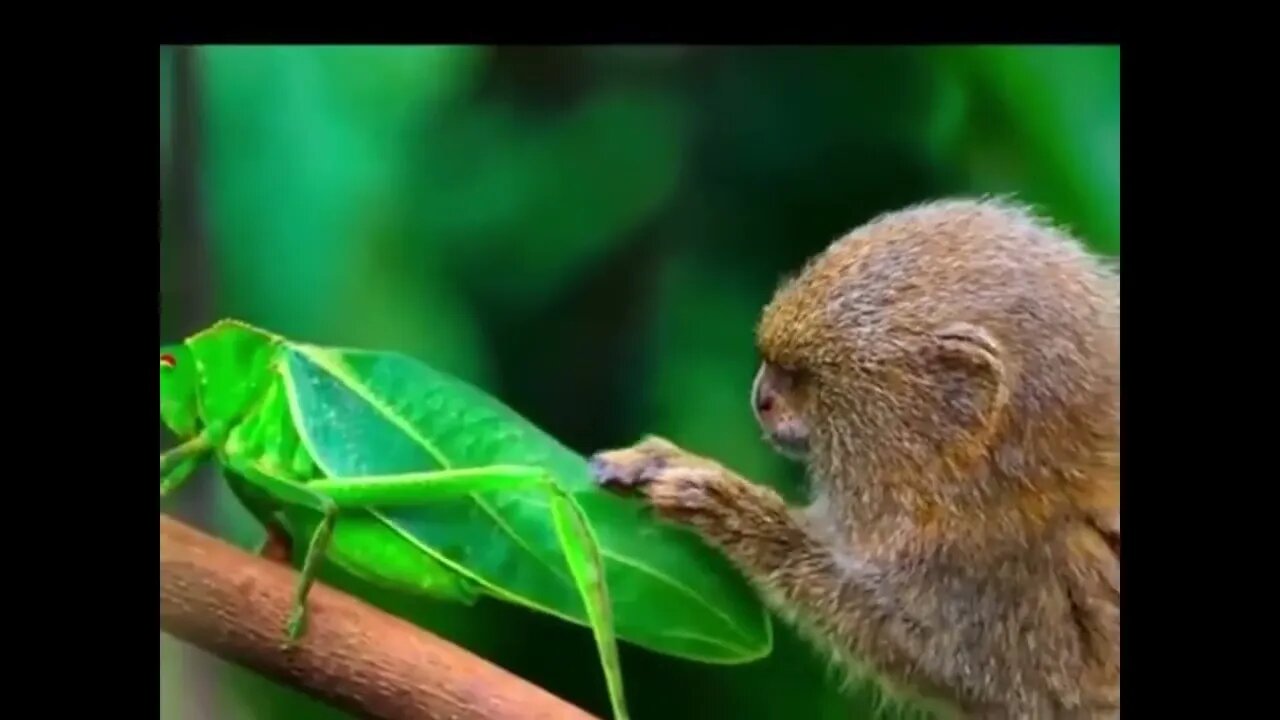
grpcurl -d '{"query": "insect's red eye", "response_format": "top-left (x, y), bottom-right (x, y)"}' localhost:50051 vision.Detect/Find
top-left (160, 353), bottom-right (177, 369)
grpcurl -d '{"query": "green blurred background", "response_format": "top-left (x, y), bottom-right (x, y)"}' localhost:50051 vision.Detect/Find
top-left (159, 44), bottom-right (1119, 720)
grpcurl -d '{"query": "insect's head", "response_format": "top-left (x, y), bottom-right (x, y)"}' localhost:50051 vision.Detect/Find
top-left (160, 343), bottom-right (200, 438)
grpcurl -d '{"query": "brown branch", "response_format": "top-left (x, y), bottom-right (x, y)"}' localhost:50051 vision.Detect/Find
top-left (160, 513), bottom-right (600, 720)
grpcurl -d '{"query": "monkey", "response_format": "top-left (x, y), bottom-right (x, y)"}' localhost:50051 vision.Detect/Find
top-left (589, 198), bottom-right (1119, 719)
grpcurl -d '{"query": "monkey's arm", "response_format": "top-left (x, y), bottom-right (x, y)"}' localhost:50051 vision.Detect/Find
top-left (590, 438), bottom-right (899, 655)
top-left (591, 437), bottom-right (981, 714)
top-left (591, 436), bottom-right (829, 578)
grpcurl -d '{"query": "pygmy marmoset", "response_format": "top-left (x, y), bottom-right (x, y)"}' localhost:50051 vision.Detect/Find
top-left (590, 198), bottom-right (1119, 719)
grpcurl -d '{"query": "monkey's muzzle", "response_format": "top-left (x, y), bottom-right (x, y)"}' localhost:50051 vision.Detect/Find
top-left (752, 363), bottom-right (810, 459)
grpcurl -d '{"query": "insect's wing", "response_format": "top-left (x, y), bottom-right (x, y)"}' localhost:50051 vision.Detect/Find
top-left (280, 341), bottom-right (773, 664)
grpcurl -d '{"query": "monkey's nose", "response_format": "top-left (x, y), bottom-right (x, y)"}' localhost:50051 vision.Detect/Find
top-left (755, 392), bottom-right (775, 414)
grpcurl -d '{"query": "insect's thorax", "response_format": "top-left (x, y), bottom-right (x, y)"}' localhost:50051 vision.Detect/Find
top-left (230, 418), bottom-right (318, 483)
top-left (206, 364), bottom-right (322, 486)
top-left (211, 379), bottom-right (324, 536)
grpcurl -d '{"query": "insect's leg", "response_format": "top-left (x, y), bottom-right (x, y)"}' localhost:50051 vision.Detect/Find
top-left (242, 512), bottom-right (293, 564)
top-left (160, 455), bottom-right (201, 498)
top-left (257, 523), bottom-right (293, 564)
top-left (224, 477), bottom-right (295, 565)
top-left (307, 466), bottom-right (629, 720)
top-left (307, 465), bottom-right (579, 505)
top-left (159, 434), bottom-right (213, 498)
top-left (239, 466), bottom-right (337, 646)
top-left (160, 433), bottom-right (212, 475)
top-left (544, 477), bottom-right (628, 720)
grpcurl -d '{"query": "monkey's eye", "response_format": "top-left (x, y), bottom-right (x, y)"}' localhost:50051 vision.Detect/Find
top-left (766, 360), bottom-right (807, 392)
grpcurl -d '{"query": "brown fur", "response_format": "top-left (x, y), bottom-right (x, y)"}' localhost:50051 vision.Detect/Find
top-left (592, 198), bottom-right (1119, 719)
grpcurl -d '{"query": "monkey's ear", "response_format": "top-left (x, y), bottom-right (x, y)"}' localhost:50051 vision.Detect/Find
top-left (925, 322), bottom-right (1010, 437)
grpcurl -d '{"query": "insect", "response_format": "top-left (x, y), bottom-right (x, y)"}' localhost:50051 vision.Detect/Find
top-left (159, 319), bottom-right (773, 720)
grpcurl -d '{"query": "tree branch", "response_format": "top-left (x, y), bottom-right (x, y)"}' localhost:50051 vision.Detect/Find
top-left (160, 513), bottom-right (600, 720)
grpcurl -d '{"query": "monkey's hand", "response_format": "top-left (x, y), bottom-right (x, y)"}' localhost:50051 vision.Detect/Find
top-left (589, 436), bottom-right (799, 558)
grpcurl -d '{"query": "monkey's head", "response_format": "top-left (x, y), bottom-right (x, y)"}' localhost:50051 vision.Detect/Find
top-left (752, 199), bottom-right (1118, 494)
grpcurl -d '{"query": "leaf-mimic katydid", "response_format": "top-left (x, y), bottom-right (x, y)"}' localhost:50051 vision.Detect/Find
top-left (159, 319), bottom-right (774, 720)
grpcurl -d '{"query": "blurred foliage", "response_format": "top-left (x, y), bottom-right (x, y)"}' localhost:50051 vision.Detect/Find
top-left (160, 44), bottom-right (1118, 720)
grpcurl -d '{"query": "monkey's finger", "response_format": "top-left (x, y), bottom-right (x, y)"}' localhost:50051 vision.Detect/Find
top-left (588, 450), bottom-right (667, 491)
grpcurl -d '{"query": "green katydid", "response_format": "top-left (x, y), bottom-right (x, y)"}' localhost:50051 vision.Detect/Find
top-left (159, 319), bottom-right (773, 720)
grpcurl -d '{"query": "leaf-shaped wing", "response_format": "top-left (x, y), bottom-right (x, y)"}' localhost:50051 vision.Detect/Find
top-left (283, 343), bottom-right (772, 663)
